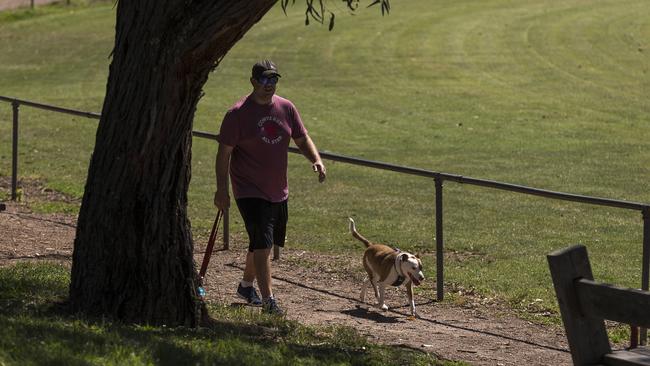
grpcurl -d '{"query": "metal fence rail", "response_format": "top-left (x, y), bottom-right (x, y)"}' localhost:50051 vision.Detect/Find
top-left (3, 95), bottom-right (650, 343)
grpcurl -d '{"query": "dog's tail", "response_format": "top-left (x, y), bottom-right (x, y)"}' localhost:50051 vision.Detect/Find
top-left (348, 217), bottom-right (371, 248)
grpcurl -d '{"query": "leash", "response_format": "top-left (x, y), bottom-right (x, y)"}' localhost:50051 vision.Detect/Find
top-left (199, 209), bottom-right (223, 287)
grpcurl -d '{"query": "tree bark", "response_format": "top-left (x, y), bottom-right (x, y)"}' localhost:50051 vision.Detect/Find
top-left (70, 0), bottom-right (277, 326)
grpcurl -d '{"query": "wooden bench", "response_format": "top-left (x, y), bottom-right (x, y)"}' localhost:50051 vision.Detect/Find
top-left (548, 245), bottom-right (650, 366)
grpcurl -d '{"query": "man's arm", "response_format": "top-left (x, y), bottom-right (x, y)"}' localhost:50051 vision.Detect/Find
top-left (214, 143), bottom-right (234, 209)
top-left (294, 135), bottom-right (326, 183)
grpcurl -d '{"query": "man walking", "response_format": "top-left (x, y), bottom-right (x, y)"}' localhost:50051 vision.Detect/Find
top-left (214, 60), bottom-right (326, 315)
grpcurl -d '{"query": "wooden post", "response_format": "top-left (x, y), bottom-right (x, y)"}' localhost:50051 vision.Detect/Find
top-left (631, 325), bottom-right (639, 349)
top-left (641, 208), bottom-right (650, 345)
top-left (547, 245), bottom-right (611, 365)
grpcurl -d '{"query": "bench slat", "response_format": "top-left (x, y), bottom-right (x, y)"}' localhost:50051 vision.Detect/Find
top-left (577, 279), bottom-right (650, 328)
top-left (604, 347), bottom-right (650, 366)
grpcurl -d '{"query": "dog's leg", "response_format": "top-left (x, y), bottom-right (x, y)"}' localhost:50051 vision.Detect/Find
top-left (360, 277), bottom-right (370, 303)
top-left (406, 282), bottom-right (418, 317)
top-left (377, 283), bottom-right (388, 311)
top-left (361, 258), bottom-right (375, 304)
top-left (370, 276), bottom-right (380, 302)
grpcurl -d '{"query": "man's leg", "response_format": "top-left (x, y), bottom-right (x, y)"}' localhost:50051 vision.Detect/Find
top-left (255, 247), bottom-right (283, 315)
top-left (242, 251), bottom-right (256, 283)
top-left (253, 248), bottom-right (273, 299)
top-left (236, 251), bottom-right (262, 305)
top-left (234, 198), bottom-right (262, 304)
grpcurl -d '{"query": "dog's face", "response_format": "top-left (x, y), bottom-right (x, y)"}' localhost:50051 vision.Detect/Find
top-left (399, 253), bottom-right (425, 286)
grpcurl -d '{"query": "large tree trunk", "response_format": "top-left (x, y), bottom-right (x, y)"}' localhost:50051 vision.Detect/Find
top-left (70, 0), bottom-right (276, 326)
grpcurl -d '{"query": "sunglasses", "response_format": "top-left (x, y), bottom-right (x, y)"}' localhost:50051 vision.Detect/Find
top-left (256, 76), bottom-right (279, 86)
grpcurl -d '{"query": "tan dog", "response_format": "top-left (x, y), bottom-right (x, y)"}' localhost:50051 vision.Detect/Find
top-left (349, 218), bottom-right (425, 317)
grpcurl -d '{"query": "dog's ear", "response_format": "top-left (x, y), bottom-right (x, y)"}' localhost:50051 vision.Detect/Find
top-left (400, 253), bottom-right (409, 262)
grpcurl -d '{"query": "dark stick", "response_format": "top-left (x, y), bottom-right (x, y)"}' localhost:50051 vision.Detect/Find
top-left (199, 210), bottom-right (222, 282)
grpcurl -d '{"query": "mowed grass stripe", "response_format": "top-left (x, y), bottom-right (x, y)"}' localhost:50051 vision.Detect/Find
top-left (0, 5), bottom-right (113, 107)
top-left (519, 3), bottom-right (645, 103)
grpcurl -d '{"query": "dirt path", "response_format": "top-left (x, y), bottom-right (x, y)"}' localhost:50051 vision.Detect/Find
top-left (0, 201), bottom-right (573, 365)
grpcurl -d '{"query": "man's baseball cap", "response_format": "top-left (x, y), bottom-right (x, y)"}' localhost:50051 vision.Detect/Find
top-left (252, 60), bottom-right (281, 79)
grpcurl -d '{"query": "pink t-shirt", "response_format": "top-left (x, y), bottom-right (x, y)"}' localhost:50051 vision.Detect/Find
top-left (218, 94), bottom-right (307, 202)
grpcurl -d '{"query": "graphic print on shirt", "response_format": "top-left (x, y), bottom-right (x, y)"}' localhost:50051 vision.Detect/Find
top-left (257, 115), bottom-right (285, 144)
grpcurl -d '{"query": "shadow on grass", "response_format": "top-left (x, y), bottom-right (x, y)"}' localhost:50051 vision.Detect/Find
top-left (0, 262), bottom-right (440, 366)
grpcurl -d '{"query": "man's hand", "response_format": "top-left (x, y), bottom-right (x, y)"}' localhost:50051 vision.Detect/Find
top-left (313, 161), bottom-right (326, 183)
top-left (294, 135), bottom-right (325, 183)
top-left (214, 190), bottom-right (230, 210)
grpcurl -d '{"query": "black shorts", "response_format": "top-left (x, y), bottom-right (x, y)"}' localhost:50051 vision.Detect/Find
top-left (235, 197), bottom-right (288, 252)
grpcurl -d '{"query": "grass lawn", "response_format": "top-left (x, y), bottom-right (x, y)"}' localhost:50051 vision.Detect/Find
top-left (0, 0), bottom-right (649, 330)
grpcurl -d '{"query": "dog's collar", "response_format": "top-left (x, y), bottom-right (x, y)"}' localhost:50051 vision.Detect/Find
top-left (392, 248), bottom-right (406, 287)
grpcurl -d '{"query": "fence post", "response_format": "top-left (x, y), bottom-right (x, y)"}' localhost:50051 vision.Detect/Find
top-left (435, 176), bottom-right (444, 301)
top-left (223, 207), bottom-right (230, 250)
top-left (11, 101), bottom-right (19, 201)
top-left (222, 175), bottom-right (230, 251)
top-left (641, 208), bottom-right (650, 345)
